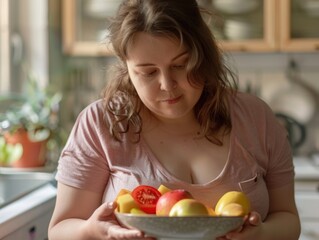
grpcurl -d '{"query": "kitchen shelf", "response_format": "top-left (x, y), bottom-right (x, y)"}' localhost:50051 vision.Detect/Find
top-left (62, 0), bottom-right (319, 56)
top-left (279, 0), bottom-right (319, 51)
top-left (62, 0), bottom-right (114, 56)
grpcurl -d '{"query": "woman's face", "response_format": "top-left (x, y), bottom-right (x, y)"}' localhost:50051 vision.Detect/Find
top-left (126, 32), bottom-right (203, 121)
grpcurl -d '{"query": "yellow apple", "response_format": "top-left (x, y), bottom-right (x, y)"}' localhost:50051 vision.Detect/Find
top-left (169, 199), bottom-right (209, 216)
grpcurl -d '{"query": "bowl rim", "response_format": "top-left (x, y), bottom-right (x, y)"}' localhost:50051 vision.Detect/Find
top-left (115, 211), bottom-right (244, 219)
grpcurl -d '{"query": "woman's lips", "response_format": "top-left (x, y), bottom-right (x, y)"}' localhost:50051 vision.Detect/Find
top-left (162, 96), bottom-right (182, 104)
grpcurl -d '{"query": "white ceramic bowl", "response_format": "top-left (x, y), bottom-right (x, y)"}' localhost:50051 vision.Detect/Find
top-left (224, 19), bottom-right (262, 40)
top-left (115, 212), bottom-right (244, 239)
top-left (213, 0), bottom-right (259, 15)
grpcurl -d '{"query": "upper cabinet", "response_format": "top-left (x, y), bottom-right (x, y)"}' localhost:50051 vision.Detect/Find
top-left (62, 0), bottom-right (319, 56)
top-left (200, 0), bottom-right (277, 52)
top-left (62, 0), bottom-right (117, 56)
top-left (279, 0), bottom-right (319, 51)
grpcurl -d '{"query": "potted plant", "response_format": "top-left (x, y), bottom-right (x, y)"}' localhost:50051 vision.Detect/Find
top-left (0, 74), bottom-right (62, 168)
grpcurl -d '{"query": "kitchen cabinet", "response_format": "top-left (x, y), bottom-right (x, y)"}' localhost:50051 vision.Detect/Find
top-left (62, 0), bottom-right (116, 56)
top-left (62, 0), bottom-right (319, 55)
top-left (295, 187), bottom-right (319, 240)
top-left (205, 0), bottom-right (277, 52)
top-left (294, 157), bottom-right (319, 240)
top-left (279, 0), bottom-right (319, 52)
top-left (0, 183), bottom-right (56, 240)
top-left (1, 210), bottom-right (53, 240)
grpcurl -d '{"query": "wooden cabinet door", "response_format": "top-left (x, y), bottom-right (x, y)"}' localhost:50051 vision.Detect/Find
top-left (62, 0), bottom-right (114, 56)
top-left (279, 0), bottom-right (319, 51)
top-left (62, 0), bottom-right (319, 55)
top-left (215, 0), bottom-right (278, 52)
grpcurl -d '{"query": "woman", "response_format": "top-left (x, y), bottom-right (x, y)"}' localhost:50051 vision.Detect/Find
top-left (49, 0), bottom-right (300, 239)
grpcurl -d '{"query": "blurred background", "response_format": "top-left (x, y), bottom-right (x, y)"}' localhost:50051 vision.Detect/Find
top-left (0, 0), bottom-right (319, 239)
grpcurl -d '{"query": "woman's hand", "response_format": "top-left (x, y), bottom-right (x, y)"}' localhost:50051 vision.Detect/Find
top-left (86, 201), bottom-right (154, 239)
top-left (217, 211), bottom-right (263, 240)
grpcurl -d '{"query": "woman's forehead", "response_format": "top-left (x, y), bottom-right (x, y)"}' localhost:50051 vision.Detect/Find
top-left (126, 32), bottom-right (188, 62)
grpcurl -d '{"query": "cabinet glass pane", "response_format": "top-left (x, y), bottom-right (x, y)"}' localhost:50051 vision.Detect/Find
top-left (291, 0), bottom-right (319, 39)
top-left (197, 0), bottom-right (264, 41)
top-left (75, 0), bottom-right (121, 43)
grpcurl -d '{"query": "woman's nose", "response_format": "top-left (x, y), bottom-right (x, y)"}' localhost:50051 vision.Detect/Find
top-left (159, 72), bottom-right (177, 91)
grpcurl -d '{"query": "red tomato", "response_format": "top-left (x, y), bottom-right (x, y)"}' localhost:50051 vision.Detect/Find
top-left (131, 185), bottom-right (162, 214)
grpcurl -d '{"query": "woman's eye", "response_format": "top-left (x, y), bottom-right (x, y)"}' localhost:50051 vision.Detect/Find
top-left (142, 70), bottom-right (157, 77)
top-left (172, 64), bottom-right (186, 70)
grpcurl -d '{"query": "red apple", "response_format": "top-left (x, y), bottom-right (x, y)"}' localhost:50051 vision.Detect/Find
top-left (156, 189), bottom-right (193, 216)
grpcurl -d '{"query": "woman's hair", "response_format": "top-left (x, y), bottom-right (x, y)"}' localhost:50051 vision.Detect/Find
top-left (103, 0), bottom-right (237, 144)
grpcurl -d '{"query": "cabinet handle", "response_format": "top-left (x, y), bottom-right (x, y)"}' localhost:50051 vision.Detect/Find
top-left (29, 226), bottom-right (36, 240)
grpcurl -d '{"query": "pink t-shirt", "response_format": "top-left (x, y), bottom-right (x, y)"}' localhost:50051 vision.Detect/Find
top-left (56, 92), bottom-right (294, 221)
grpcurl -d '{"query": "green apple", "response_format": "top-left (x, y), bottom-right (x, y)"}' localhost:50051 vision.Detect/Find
top-left (169, 199), bottom-right (209, 216)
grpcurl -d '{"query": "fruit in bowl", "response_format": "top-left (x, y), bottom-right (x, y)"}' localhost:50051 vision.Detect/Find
top-left (114, 185), bottom-right (250, 239)
top-left (215, 191), bottom-right (251, 217)
top-left (115, 184), bottom-right (250, 218)
top-left (169, 198), bottom-right (209, 216)
top-left (156, 189), bottom-right (193, 216)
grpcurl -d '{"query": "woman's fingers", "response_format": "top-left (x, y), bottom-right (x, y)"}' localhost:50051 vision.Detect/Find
top-left (107, 224), bottom-right (143, 238)
top-left (247, 211), bottom-right (262, 226)
top-left (94, 202), bottom-right (117, 220)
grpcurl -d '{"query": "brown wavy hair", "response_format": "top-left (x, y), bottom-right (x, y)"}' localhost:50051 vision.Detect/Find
top-left (103, 0), bottom-right (237, 144)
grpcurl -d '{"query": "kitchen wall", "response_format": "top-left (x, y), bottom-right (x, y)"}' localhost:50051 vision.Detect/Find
top-left (230, 53), bottom-right (319, 156)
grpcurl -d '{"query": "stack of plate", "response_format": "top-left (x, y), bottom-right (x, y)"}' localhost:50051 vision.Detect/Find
top-left (224, 18), bottom-right (262, 40)
top-left (212, 0), bottom-right (260, 15)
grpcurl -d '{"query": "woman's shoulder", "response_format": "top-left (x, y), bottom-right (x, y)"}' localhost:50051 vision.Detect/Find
top-left (72, 99), bottom-right (109, 132)
top-left (77, 99), bottom-right (108, 121)
top-left (81, 99), bottom-right (105, 114)
top-left (229, 91), bottom-right (272, 115)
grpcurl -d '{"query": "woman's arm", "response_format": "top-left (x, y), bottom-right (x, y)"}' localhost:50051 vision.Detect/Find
top-left (48, 183), bottom-right (146, 240)
top-left (219, 182), bottom-right (301, 240)
top-left (259, 182), bottom-right (300, 240)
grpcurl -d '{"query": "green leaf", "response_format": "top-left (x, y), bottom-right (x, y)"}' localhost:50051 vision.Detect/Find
top-left (7, 143), bottom-right (23, 164)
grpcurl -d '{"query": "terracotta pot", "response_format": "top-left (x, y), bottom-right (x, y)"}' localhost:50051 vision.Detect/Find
top-left (4, 130), bottom-right (47, 168)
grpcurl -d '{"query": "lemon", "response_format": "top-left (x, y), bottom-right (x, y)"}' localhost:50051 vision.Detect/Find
top-left (215, 191), bottom-right (250, 216)
top-left (219, 203), bottom-right (246, 217)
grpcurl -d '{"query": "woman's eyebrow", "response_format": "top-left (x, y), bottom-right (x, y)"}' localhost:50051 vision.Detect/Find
top-left (135, 51), bottom-right (189, 67)
top-left (172, 51), bottom-right (189, 61)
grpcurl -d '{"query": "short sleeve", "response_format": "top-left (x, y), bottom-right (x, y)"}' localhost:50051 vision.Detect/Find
top-left (263, 104), bottom-right (295, 189)
top-left (55, 101), bottom-right (110, 193)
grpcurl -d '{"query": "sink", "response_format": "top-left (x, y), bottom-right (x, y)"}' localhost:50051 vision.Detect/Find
top-left (0, 172), bottom-right (55, 208)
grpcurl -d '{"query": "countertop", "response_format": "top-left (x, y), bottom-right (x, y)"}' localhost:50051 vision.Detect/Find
top-left (0, 183), bottom-right (57, 238)
top-left (294, 155), bottom-right (319, 180)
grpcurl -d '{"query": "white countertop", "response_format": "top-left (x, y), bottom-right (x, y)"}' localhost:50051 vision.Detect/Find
top-left (294, 155), bottom-right (319, 180)
top-left (0, 183), bottom-right (57, 238)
